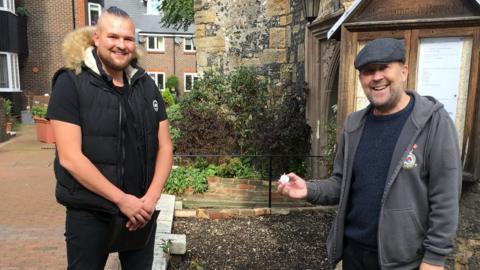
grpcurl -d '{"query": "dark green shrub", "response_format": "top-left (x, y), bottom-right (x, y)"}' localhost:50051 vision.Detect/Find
top-left (166, 75), bottom-right (180, 93)
top-left (251, 87), bottom-right (311, 177)
top-left (174, 107), bottom-right (237, 155)
top-left (166, 104), bottom-right (182, 148)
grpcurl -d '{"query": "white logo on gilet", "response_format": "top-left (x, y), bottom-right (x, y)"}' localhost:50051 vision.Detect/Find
top-left (153, 100), bottom-right (159, 112)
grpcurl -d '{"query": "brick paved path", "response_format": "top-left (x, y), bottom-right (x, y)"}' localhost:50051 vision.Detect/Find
top-left (0, 125), bottom-right (118, 269)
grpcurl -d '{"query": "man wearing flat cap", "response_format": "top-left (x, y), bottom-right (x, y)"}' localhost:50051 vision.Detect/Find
top-left (279, 38), bottom-right (461, 270)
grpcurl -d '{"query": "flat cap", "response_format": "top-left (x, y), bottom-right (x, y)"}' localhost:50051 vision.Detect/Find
top-left (354, 38), bottom-right (405, 70)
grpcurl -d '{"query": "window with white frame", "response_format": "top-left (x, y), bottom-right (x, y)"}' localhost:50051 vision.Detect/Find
top-left (184, 37), bottom-right (196, 52)
top-left (146, 0), bottom-right (161, 15)
top-left (88, 3), bottom-right (102, 26)
top-left (0, 0), bottom-right (15, 13)
top-left (148, 72), bottom-right (165, 91)
top-left (146, 35), bottom-right (165, 52)
top-left (0, 52), bottom-right (21, 92)
top-left (184, 73), bottom-right (198, 92)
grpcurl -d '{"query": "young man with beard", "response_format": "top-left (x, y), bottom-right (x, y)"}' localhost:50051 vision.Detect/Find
top-left (47, 7), bottom-right (173, 269)
top-left (278, 38), bottom-right (462, 270)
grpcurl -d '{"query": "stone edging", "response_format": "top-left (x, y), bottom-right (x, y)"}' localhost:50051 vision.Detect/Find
top-left (174, 206), bottom-right (336, 220)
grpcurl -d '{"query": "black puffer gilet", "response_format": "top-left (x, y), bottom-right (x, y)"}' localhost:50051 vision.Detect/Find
top-left (52, 65), bottom-right (159, 214)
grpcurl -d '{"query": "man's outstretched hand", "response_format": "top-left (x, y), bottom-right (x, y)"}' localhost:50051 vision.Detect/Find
top-left (277, 173), bottom-right (308, 200)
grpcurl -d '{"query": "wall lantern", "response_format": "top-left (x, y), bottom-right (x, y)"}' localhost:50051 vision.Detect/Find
top-left (302, 0), bottom-right (321, 23)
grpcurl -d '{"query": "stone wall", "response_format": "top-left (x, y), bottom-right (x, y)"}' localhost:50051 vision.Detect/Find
top-left (194, 0), bottom-right (306, 98)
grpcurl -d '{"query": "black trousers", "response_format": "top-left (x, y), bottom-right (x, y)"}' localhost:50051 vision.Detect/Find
top-left (342, 239), bottom-right (381, 270)
top-left (65, 208), bottom-right (156, 270)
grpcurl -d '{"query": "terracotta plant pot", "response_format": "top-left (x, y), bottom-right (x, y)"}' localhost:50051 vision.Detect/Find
top-left (33, 116), bottom-right (55, 144)
top-left (5, 121), bottom-right (13, 133)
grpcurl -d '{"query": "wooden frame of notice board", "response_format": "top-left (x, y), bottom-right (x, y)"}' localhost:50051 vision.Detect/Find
top-left (335, 0), bottom-right (480, 181)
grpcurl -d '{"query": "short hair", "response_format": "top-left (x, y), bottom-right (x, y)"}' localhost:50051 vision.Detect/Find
top-left (104, 6), bottom-right (130, 18)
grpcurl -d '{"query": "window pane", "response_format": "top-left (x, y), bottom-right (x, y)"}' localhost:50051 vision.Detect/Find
top-left (157, 74), bottom-right (164, 90)
top-left (90, 10), bottom-right (100, 26)
top-left (0, 1), bottom-right (4, 8)
top-left (185, 38), bottom-right (192, 50)
top-left (13, 54), bottom-right (19, 89)
top-left (148, 37), bottom-right (156, 49)
top-left (156, 37), bottom-right (164, 50)
top-left (185, 75), bottom-right (192, 91)
top-left (148, 72), bottom-right (156, 82)
top-left (0, 54), bottom-right (8, 88)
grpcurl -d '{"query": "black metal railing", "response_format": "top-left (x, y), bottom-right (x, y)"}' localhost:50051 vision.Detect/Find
top-left (172, 154), bottom-right (329, 208)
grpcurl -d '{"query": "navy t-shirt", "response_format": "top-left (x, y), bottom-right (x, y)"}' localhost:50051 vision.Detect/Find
top-left (344, 95), bottom-right (415, 249)
top-left (47, 72), bottom-right (167, 197)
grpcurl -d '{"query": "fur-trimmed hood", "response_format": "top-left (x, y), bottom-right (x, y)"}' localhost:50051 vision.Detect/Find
top-left (61, 26), bottom-right (143, 80)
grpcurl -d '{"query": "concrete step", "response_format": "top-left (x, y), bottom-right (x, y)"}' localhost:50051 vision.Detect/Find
top-left (152, 194), bottom-right (187, 270)
top-left (155, 233), bottom-right (187, 255)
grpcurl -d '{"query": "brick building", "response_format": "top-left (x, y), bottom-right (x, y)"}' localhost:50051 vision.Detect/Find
top-left (105, 0), bottom-right (197, 95)
top-left (17, 0), bottom-right (196, 108)
top-left (18, 0), bottom-right (102, 100)
top-left (0, 0), bottom-right (26, 115)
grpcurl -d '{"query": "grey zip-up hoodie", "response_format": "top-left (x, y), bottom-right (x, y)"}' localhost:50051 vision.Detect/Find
top-left (307, 91), bottom-right (462, 269)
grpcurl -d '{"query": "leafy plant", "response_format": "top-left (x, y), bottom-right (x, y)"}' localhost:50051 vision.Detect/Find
top-left (215, 158), bottom-right (261, 179)
top-left (162, 88), bottom-right (175, 108)
top-left (160, 239), bottom-right (173, 254)
top-left (15, 5), bottom-right (31, 17)
top-left (164, 166), bottom-right (214, 195)
top-left (31, 104), bottom-right (48, 118)
top-left (160, 0), bottom-right (194, 31)
top-left (4, 99), bottom-right (12, 119)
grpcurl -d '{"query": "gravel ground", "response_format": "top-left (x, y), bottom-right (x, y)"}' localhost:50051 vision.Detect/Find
top-left (170, 210), bottom-right (336, 270)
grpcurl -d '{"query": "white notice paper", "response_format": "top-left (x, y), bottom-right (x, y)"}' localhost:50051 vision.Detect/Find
top-left (417, 37), bottom-right (464, 120)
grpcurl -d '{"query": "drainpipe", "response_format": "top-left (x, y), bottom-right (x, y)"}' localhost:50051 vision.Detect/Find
top-left (71, 0), bottom-right (76, 29)
top-left (173, 36), bottom-right (176, 75)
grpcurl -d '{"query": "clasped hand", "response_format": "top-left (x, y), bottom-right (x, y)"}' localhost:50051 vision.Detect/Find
top-left (117, 194), bottom-right (156, 231)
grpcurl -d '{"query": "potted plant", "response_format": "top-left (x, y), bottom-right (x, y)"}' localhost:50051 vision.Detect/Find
top-left (4, 99), bottom-right (13, 134)
top-left (32, 104), bottom-right (55, 144)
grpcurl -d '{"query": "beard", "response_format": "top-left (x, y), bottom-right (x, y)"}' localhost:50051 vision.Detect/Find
top-left (367, 87), bottom-right (402, 113)
top-left (97, 48), bottom-right (133, 72)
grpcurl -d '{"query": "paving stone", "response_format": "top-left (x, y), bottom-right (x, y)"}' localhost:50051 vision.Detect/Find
top-left (174, 200), bottom-right (183, 210)
top-left (174, 209), bottom-right (196, 218)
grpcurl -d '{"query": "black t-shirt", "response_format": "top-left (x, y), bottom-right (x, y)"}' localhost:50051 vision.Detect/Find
top-left (47, 72), bottom-right (167, 197)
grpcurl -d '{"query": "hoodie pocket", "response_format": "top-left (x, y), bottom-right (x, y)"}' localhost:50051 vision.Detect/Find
top-left (380, 208), bottom-right (425, 264)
